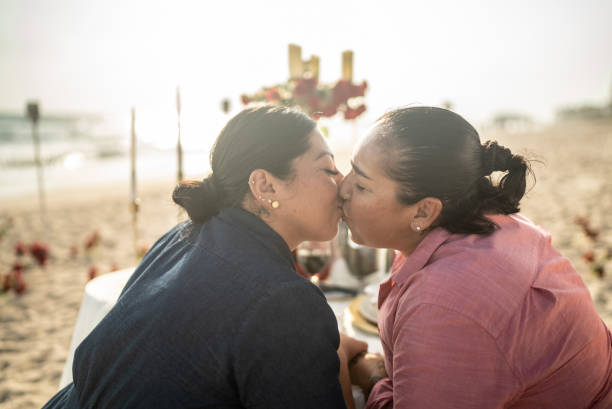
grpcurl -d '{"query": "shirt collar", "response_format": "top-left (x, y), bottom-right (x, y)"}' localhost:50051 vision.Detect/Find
top-left (391, 227), bottom-right (452, 286)
top-left (216, 207), bottom-right (296, 270)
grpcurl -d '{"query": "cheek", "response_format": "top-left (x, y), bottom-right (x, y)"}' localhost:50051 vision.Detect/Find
top-left (316, 176), bottom-right (340, 202)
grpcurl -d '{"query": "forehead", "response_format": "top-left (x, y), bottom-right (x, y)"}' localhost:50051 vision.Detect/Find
top-left (354, 127), bottom-right (387, 164)
top-left (306, 129), bottom-right (332, 158)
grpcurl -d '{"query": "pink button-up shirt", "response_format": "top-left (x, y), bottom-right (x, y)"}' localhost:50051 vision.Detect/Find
top-left (366, 214), bottom-right (612, 409)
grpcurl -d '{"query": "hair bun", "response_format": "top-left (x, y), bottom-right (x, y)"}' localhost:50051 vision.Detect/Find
top-left (481, 140), bottom-right (520, 175)
top-left (172, 175), bottom-right (220, 223)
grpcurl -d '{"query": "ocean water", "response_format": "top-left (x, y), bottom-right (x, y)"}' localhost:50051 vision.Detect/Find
top-left (0, 113), bottom-right (212, 198)
top-left (0, 110), bottom-right (365, 200)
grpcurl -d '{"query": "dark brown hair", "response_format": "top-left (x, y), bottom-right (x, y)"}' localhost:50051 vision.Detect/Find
top-left (172, 105), bottom-right (316, 223)
top-left (375, 106), bottom-right (532, 235)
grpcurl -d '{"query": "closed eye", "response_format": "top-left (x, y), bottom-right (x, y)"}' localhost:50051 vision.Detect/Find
top-left (355, 184), bottom-right (365, 191)
top-left (324, 169), bottom-right (340, 176)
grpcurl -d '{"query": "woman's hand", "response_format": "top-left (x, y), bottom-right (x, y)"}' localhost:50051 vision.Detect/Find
top-left (339, 334), bottom-right (368, 359)
top-left (337, 334), bottom-right (368, 409)
top-left (349, 352), bottom-right (387, 400)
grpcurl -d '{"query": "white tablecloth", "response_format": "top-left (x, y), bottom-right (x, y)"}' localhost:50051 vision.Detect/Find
top-left (60, 267), bottom-right (382, 406)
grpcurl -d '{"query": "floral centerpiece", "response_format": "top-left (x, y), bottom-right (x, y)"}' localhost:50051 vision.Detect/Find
top-left (241, 76), bottom-right (368, 121)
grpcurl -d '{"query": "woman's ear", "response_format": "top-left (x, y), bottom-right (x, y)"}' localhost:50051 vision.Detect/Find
top-left (412, 197), bottom-right (443, 231)
top-left (248, 169), bottom-right (278, 204)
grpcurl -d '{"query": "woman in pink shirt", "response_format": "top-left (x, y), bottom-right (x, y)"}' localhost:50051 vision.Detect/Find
top-left (338, 107), bottom-right (612, 408)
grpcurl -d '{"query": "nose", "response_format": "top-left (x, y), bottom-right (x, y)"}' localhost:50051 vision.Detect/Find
top-left (339, 172), bottom-right (353, 201)
top-left (334, 170), bottom-right (345, 185)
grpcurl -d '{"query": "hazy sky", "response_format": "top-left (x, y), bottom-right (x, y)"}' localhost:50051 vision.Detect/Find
top-left (1, 0), bottom-right (611, 127)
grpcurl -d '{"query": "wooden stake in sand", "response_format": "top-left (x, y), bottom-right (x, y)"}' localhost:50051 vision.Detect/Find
top-left (26, 101), bottom-right (46, 226)
top-left (129, 107), bottom-right (140, 261)
top-left (176, 86), bottom-right (183, 184)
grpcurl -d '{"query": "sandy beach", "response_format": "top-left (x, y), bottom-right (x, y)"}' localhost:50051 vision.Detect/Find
top-left (1, 119), bottom-right (611, 408)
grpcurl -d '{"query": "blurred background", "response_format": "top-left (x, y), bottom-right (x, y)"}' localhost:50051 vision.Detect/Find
top-left (1, 0), bottom-right (611, 196)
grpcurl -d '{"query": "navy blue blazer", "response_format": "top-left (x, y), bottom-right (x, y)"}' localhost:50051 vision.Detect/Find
top-left (43, 208), bottom-right (346, 408)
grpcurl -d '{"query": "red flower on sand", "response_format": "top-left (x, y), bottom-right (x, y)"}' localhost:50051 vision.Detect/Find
top-left (84, 230), bottom-right (101, 251)
top-left (29, 241), bottom-right (50, 266)
top-left (12, 259), bottom-right (24, 273)
top-left (2, 264), bottom-right (28, 295)
top-left (14, 241), bottom-right (27, 257)
top-left (582, 250), bottom-right (595, 263)
top-left (87, 265), bottom-right (99, 281)
top-left (1, 273), bottom-right (10, 292)
top-left (12, 270), bottom-right (27, 294)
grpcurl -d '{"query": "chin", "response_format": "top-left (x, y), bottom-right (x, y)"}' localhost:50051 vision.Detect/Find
top-left (319, 224), bottom-right (339, 241)
top-left (347, 228), bottom-right (366, 246)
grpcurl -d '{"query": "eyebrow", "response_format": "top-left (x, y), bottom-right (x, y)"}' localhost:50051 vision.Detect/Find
top-left (351, 160), bottom-right (372, 180)
top-left (315, 151), bottom-right (335, 160)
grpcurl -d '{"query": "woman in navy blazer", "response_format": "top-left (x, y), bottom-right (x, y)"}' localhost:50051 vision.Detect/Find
top-left (43, 105), bottom-right (364, 409)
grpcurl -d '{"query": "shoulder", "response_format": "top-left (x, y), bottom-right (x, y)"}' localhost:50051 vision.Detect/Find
top-left (400, 213), bottom-right (553, 336)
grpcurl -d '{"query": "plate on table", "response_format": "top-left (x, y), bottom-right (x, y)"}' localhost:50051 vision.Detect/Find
top-left (359, 294), bottom-right (379, 324)
top-left (347, 295), bottom-right (379, 335)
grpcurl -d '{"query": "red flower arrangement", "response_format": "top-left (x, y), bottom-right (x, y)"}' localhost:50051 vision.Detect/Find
top-left (241, 76), bottom-right (368, 121)
top-left (29, 241), bottom-right (50, 266)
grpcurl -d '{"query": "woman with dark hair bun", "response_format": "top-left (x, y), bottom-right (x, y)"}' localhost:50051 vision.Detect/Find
top-left (339, 107), bottom-right (612, 408)
top-left (43, 105), bottom-right (366, 409)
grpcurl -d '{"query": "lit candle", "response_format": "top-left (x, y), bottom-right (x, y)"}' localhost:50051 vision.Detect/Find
top-left (305, 55), bottom-right (320, 79)
top-left (342, 50), bottom-right (353, 81)
top-left (289, 44), bottom-right (303, 79)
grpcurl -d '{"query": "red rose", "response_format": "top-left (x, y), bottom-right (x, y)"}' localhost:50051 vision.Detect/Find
top-left (84, 230), bottom-right (101, 251)
top-left (14, 241), bottom-right (27, 257)
top-left (321, 103), bottom-right (338, 118)
top-left (87, 265), bottom-right (99, 281)
top-left (29, 241), bottom-right (50, 266)
top-left (11, 260), bottom-right (24, 272)
top-left (1, 273), bottom-right (10, 292)
top-left (13, 272), bottom-right (27, 295)
top-left (584, 227), bottom-right (599, 240)
top-left (294, 77), bottom-right (318, 98)
top-left (332, 80), bottom-right (351, 106)
top-left (307, 96), bottom-right (323, 112)
top-left (344, 105), bottom-right (366, 120)
top-left (265, 88), bottom-right (281, 102)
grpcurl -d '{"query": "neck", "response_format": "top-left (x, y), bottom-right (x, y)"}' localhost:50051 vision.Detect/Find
top-left (398, 232), bottom-right (427, 258)
top-left (241, 202), bottom-right (300, 251)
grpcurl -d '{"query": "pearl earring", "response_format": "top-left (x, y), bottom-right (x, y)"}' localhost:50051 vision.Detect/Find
top-left (271, 200), bottom-right (279, 209)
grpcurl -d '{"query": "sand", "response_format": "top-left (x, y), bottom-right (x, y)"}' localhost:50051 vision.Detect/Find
top-left (1, 119), bottom-right (611, 408)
